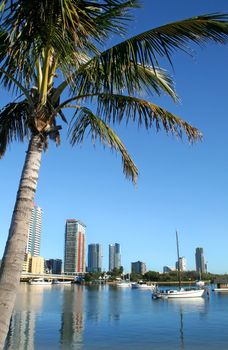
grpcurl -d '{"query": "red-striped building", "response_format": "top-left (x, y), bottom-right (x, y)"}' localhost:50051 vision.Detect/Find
top-left (64, 219), bottom-right (86, 274)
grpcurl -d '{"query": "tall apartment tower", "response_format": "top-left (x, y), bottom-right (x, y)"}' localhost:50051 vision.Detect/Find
top-left (64, 219), bottom-right (86, 274)
top-left (87, 244), bottom-right (102, 272)
top-left (195, 247), bottom-right (206, 274)
top-left (176, 257), bottom-right (187, 271)
top-left (109, 243), bottom-right (121, 271)
top-left (131, 261), bottom-right (146, 275)
top-left (26, 204), bottom-right (42, 256)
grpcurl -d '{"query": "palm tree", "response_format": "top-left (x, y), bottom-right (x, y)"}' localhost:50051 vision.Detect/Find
top-left (0, 0), bottom-right (228, 346)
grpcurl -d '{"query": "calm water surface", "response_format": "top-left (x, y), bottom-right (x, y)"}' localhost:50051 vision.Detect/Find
top-left (4, 283), bottom-right (228, 349)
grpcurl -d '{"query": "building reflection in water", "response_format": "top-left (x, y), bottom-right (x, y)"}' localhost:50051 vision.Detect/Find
top-left (108, 286), bottom-right (122, 322)
top-left (60, 285), bottom-right (84, 349)
top-left (5, 283), bottom-right (44, 350)
top-left (85, 284), bottom-right (106, 323)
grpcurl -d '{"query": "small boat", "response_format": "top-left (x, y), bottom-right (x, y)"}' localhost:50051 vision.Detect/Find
top-left (131, 281), bottom-right (156, 290)
top-left (116, 281), bottom-right (131, 287)
top-left (213, 280), bottom-right (228, 292)
top-left (52, 280), bottom-right (72, 285)
top-left (29, 278), bottom-right (52, 285)
top-left (153, 231), bottom-right (205, 300)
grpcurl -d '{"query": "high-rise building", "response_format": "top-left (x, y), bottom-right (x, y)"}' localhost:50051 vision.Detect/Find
top-left (109, 243), bottom-right (121, 271)
top-left (131, 261), bottom-right (146, 275)
top-left (64, 219), bottom-right (86, 274)
top-left (176, 257), bottom-right (187, 271)
top-left (26, 204), bottom-right (42, 256)
top-left (195, 247), bottom-right (206, 274)
top-left (87, 244), bottom-right (102, 272)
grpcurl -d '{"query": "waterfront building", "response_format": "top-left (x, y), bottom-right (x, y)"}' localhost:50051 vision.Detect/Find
top-left (23, 253), bottom-right (44, 274)
top-left (195, 247), bottom-right (206, 274)
top-left (175, 257), bottom-right (187, 271)
top-left (87, 244), bottom-right (102, 272)
top-left (163, 265), bottom-right (176, 273)
top-left (131, 261), bottom-right (146, 275)
top-left (109, 243), bottom-right (121, 271)
top-left (26, 204), bottom-right (42, 256)
top-left (29, 256), bottom-right (45, 274)
top-left (64, 219), bottom-right (86, 274)
top-left (45, 259), bottom-right (62, 274)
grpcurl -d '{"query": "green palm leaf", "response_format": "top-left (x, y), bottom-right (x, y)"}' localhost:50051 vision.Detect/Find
top-left (0, 101), bottom-right (30, 158)
top-left (76, 14), bottom-right (228, 94)
top-left (71, 63), bottom-right (178, 100)
top-left (96, 94), bottom-right (201, 142)
top-left (69, 107), bottom-right (138, 182)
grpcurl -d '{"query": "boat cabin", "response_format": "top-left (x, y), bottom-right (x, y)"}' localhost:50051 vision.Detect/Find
top-left (214, 279), bottom-right (228, 289)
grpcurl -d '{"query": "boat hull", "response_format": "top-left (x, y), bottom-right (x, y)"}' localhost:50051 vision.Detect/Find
top-left (132, 283), bottom-right (155, 290)
top-left (29, 280), bottom-right (52, 285)
top-left (153, 288), bottom-right (205, 299)
top-left (213, 288), bottom-right (228, 292)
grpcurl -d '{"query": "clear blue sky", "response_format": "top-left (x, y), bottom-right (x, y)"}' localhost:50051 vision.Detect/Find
top-left (1, 0), bottom-right (228, 274)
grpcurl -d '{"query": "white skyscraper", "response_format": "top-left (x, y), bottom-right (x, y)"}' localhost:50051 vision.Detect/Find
top-left (26, 204), bottom-right (42, 256)
top-left (176, 257), bottom-right (187, 271)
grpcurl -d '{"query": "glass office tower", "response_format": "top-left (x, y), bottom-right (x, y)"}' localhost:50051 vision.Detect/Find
top-left (87, 244), bottom-right (102, 272)
top-left (109, 243), bottom-right (121, 271)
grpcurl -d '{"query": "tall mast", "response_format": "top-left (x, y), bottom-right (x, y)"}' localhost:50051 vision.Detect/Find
top-left (176, 230), bottom-right (181, 289)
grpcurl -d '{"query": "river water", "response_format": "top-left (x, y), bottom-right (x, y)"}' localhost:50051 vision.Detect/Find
top-left (4, 283), bottom-right (228, 349)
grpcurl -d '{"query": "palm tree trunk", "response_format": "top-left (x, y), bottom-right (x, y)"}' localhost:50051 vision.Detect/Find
top-left (0, 134), bottom-right (44, 348)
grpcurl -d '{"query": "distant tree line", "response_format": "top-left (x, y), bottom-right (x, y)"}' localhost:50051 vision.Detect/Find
top-left (83, 269), bottom-right (227, 283)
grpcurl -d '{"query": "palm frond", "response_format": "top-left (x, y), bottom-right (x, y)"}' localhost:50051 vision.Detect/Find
top-left (72, 62), bottom-right (178, 100)
top-left (94, 0), bottom-right (140, 37)
top-left (69, 107), bottom-right (138, 183)
top-left (96, 94), bottom-right (201, 142)
top-left (75, 13), bottom-right (228, 94)
top-left (0, 101), bottom-right (31, 158)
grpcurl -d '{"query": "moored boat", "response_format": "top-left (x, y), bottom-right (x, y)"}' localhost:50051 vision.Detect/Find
top-left (52, 280), bottom-right (72, 285)
top-left (116, 281), bottom-right (131, 287)
top-left (153, 231), bottom-right (205, 300)
top-left (131, 281), bottom-right (156, 290)
top-left (153, 287), bottom-right (205, 299)
top-left (213, 279), bottom-right (228, 292)
top-left (29, 278), bottom-right (52, 285)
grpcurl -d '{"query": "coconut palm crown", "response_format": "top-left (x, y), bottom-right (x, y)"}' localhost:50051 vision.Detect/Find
top-left (0, 0), bottom-right (228, 346)
top-left (0, 0), bottom-right (227, 182)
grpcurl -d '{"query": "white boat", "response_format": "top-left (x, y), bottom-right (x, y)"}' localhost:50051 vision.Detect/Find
top-left (153, 287), bottom-right (205, 299)
top-left (52, 280), bottom-right (72, 285)
top-left (153, 231), bottom-right (205, 300)
top-left (131, 282), bottom-right (156, 290)
top-left (116, 281), bottom-right (131, 287)
top-left (29, 278), bottom-right (52, 285)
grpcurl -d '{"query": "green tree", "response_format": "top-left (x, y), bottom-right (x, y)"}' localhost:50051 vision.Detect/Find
top-left (0, 0), bottom-right (228, 345)
top-left (144, 271), bottom-right (160, 282)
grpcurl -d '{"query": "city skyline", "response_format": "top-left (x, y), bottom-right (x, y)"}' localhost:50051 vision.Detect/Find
top-left (1, 0), bottom-right (228, 274)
